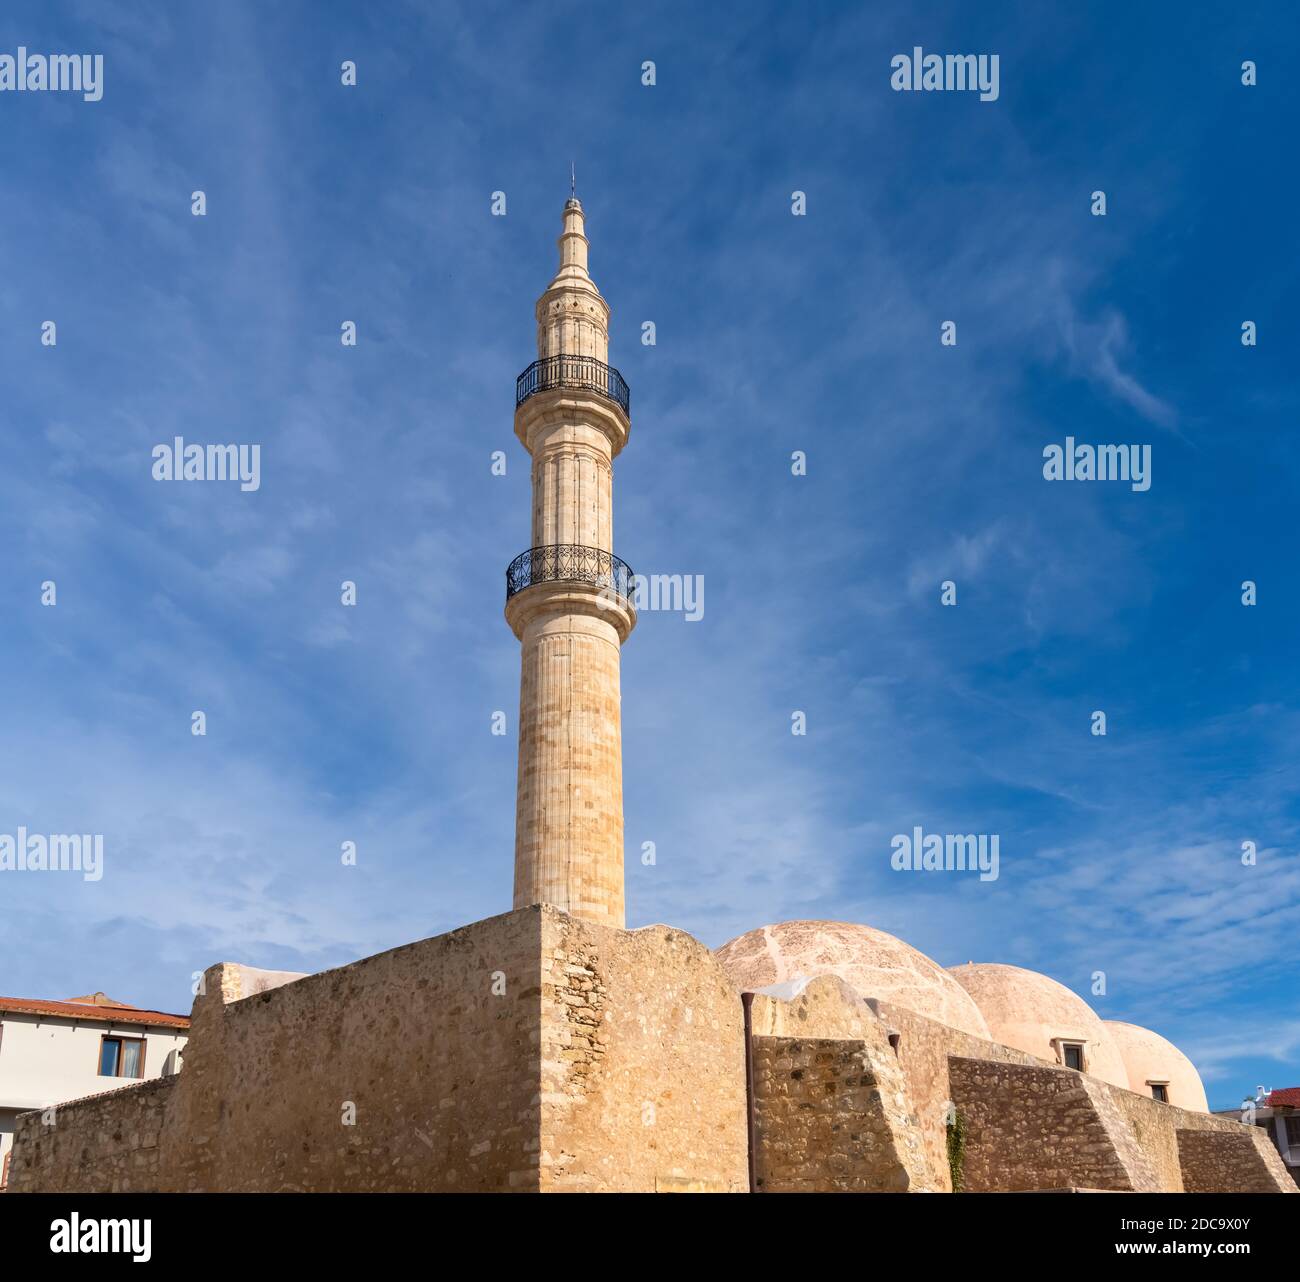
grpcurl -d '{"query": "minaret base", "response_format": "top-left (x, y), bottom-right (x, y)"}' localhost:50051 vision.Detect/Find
top-left (508, 585), bottom-right (634, 929)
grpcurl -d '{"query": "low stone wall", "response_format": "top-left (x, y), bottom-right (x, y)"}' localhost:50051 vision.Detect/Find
top-left (947, 1056), bottom-right (1296, 1193)
top-left (949, 1055), bottom-right (1159, 1191)
top-left (538, 913), bottom-right (747, 1192)
top-left (1105, 1080), bottom-right (1254, 1191)
top-left (7, 906), bottom-right (748, 1194)
top-left (9, 1077), bottom-right (175, 1193)
top-left (9, 909), bottom-right (1291, 1195)
top-left (1178, 1127), bottom-right (1296, 1193)
top-left (751, 1037), bottom-right (913, 1191)
top-left (743, 980), bottom-right (1294, 1194)
top-left (750, 980), bottom-right (1041, 1189)
top-left (872, 999), bottom-right (1044, 1189)
top-left (1110, 1087), bottom-right (1187, 1190)
top-left (748, 976), bottom-right (934, 1188)
top-left (10, 909), bottom-right (550, 1192)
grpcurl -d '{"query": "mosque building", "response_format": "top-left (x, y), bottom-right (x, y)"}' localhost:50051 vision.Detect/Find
top-left (4, 196), bottom-right (1292, 1195)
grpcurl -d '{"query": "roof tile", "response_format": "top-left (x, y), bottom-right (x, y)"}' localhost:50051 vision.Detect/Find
top-left (0, 995), bottom-right (189, 1029)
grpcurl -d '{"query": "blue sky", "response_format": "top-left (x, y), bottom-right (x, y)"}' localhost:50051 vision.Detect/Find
top-left (0, 1), bottom-right (1296, 1109)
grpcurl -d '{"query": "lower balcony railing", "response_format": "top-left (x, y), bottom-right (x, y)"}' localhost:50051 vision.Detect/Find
top-left (505, 544), bottom-right (635, 603)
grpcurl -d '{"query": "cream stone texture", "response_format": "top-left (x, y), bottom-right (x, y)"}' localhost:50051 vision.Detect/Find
top-left (947, 961), bottom-right (1129, 1088)
top-left (716, 920), bottom-right (991, 1040)
top-left (1105, 1019), bottom-right (1210, 1112)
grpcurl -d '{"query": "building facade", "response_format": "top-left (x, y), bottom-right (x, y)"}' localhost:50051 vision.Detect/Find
top-left (0, 993), bottom-right (188, 1188)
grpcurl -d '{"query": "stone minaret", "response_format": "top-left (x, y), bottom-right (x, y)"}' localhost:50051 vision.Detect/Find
top-left (505, 195), bottom-right (635, 928)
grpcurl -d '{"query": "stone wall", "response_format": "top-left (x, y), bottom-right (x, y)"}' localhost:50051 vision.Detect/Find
top-left (749, 974), bottom-right (896, 1043)
top-left (11, 909), bottom-right (547, 1192)
top-left (949, 1055), bottom-right (1159, 1190)
top-left (751, 1037), bottom-right (913, 1192)
top-left (872, 998), bottom-right (1043, 1190)
top-left (8, 906), bottom-right (748, 1194)
top-left (8, 907), bottom-right (1291, 1195)
top-left (9, 1077), bottom-right (175, 1193)
top-left (748, 976), bottom-right (934, 1188)
top-left (1109, 1087), bottom-right (1185, 1189)
top-left (538, 912), bottom-right (747, 1191)
top-left (947, 1055), bottom-right (1296, 1193)
top-left (1178, 1127), bottom-right (1296, 1193)
top-left (743, 982), bottom-right (1293, 1195)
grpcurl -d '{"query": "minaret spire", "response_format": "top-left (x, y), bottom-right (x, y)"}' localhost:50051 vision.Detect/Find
top-left (505, 196), bottom-right (635, 928)
top-left (547, 189), bottom-right (592, 294)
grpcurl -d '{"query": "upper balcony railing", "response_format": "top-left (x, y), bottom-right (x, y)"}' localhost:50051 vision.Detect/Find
top-left (506, 544), bottom-right (635, 604)
top-left (516, 354), bottom-right (630, 416)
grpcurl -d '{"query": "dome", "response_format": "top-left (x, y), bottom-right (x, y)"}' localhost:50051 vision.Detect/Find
top-left (1105, 1021), bottom-right (1209, 1112)
top-left (714, 920), bottom-right (991, 1039)
top-left (947, 962), bottom-right (1128, 1088)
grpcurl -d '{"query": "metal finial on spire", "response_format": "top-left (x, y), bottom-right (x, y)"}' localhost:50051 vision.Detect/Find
top-left (570, 161), bottom-right (576, 198)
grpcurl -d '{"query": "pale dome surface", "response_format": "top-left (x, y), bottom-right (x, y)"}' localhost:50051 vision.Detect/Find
top-left (947, 962), bottom-right (1128, 1088)
top-left (714, 920), bottom-right (992, 1040)
top-left (1105, 1020), bottom-right (1209, 1112)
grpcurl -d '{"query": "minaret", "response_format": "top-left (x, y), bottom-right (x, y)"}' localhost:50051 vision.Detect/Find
top-left (505, 194), bottom-right (635, 928)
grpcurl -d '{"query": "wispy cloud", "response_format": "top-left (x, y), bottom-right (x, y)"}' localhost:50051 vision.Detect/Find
top-left (1056, 304), bottom-right (1178, 428)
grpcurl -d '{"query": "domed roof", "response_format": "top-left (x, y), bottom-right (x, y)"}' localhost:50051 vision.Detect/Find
top-left (947, 962), bottom-right (1128, 1088)
top-left (1105, 1021), bottom-right (1209, 1112)
top-left (714, 920), bottom-right (991, 1039)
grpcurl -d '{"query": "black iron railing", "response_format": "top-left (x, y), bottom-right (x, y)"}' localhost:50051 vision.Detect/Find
top-left (506, 544), bottom-right (635, 603)
top-left (515, 354), bottom-right (630, 415)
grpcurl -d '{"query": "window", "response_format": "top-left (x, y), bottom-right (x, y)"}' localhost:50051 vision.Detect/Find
top-left (1149, 1082), bottom-right (1169, 1103)
top-left (1284, 1116), bottom-right (1300, 1148)
top-left (98, 1035), bottom-right (145, 1079)
top-left (1061, 1042), bottom-right (1085, 1072)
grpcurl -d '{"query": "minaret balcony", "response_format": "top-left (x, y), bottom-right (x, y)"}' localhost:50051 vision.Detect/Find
top-left (516, 355), bottom-right (630, 416)
top-left (506, 543), bottom-right (635, 603)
